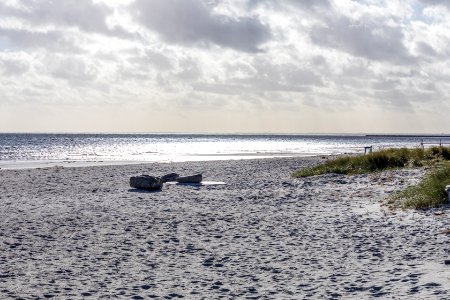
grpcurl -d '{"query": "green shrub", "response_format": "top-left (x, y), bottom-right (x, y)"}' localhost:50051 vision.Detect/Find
top-left (293, 146), bottom-right (450, 209)
top-left (428, 146), bottom-right (450, 160)
top-left (293, 146), bottom-right (450, 178)
top-left (391, 163), bottom-right (450, 209)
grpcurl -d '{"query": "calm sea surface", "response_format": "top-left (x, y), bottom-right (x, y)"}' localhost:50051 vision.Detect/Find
top-left (0, 133), bottom-right (449, 168)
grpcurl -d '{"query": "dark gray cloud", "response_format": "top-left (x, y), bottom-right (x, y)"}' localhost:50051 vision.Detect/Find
top-left (0, 56), bottom-right (29, 76)
top-left (0, 0), bottom-right (129, 37)
top-left (415, 41), bottom-right (438, 57)
top-left (310, 17), bottom-right (414, 64)
top-left (49, 56), bottom-right (98, 84)
top-left (285, 0), bottom-right (331, 11)
top-left (249, 61), bottom-right (324, 89)
top-left (0, 28), bottom-right (78, 52)
top-left (193, 60), bottom-right (323, 95)
top-left (132, 0), bottom-right (270, 52)
top-left (124, 48), bottom-right (173, 72)
top-left (370, 79), bottom-right (401, 91)
top-left (248, 0), bottom-right (330, 13)
top-left (419, 0), bottom-right (450, 8)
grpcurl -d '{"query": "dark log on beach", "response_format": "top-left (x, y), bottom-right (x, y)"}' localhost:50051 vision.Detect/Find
top-left (160, 173), bottom-right (180, 183)
top-left (130, 175), bottom-right (163, 190)
top-left (176, 174), bottom-right (202, 183)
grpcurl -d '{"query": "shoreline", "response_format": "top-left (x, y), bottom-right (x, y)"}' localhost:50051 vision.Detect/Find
top-left (1, 156), bottom-right (449, 298)
top-left (0, 152), bottom-right (330, 170)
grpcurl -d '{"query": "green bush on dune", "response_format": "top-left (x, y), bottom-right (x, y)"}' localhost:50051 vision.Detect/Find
top-left (293, 147), bottom-right (450, 178)
top-left (293, 147), bottom-right (450, 209)
top-left (389, 163), bottom-right (450, 209)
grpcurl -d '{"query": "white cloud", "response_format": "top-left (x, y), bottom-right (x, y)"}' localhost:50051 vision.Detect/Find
top-left (1, 0), bottom-right (450, 133)
top-left (0, 0), bottom-right (129, 36)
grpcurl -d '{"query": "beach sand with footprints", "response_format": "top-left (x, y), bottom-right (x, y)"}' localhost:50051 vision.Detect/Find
top-left (1, 157), bottom-right (450, 299)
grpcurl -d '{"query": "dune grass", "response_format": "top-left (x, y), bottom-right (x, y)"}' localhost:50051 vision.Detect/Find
top-left (293, 146), bottom-right (450, 209)
top-left (388, 163), bottom-right (450, 209)
top-left (293, 146), bottom-right (450, 178)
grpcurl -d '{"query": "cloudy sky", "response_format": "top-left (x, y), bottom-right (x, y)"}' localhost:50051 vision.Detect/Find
top-left (1, 0), bottom-right (450, 133)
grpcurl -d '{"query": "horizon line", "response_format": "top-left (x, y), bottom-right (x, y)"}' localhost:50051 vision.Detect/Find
top-left (2, 131), bottom-right (450, 137)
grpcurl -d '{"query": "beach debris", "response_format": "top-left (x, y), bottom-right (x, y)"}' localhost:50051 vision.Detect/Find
top-left (160, 173), bottom-right (179, 183)
top-left (434, 211), bottom-right (445, 216)
top-left (130, 173), bottom-right (204, 189)
top-left (130, 175), bottom-right (163, 191)
top-left (445, 260), bottom-right (450, 265)
top-left (176, 174), bottom-right (202, 183)
top-left (446, 185), bottom-right (450, 202)
top-left (364, 146), bottom-right (373, 155)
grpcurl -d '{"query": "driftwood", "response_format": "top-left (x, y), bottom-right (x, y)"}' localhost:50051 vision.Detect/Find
top-left (160, 173), bottom-right (180, 183)
top-left (129, 173), bottom-right (203, 190)
top-left (130, 175), bottom-right (163, 190)
top-left (176, 174), bottom-right (202, 183)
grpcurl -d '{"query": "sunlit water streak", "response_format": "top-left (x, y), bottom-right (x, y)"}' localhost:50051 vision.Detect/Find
top-left (0, 133), bottom-right (449, 169)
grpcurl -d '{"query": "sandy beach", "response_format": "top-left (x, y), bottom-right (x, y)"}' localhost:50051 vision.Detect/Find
top-left (1, 157), bottom-right (450, 299)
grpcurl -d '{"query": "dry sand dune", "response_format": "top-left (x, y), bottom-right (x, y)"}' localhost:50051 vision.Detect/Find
top-left (1, 157), bottom-right (450, 299)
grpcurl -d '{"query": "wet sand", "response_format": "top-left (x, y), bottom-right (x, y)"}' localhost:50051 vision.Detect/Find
top-left (0, 157), bottom-right (449, 299)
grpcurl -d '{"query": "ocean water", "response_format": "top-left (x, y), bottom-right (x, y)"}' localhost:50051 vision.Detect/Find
top-left (0, 133), bottom-right (449, 168)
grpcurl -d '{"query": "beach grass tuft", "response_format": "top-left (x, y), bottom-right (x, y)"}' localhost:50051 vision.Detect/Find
top-left (388, 163), bottom-right (450, 209)
top-left (293, 146), bottom-right (450, 209)
top-left (293, 146), bottom-right (450, 178)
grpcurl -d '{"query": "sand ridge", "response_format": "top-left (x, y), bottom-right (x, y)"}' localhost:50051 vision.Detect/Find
top-left (0, 157), bottom-right (449, 299)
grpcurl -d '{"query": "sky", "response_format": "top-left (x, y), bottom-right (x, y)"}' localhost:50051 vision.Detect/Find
top-left (1, 0), bottom-right (450, 134)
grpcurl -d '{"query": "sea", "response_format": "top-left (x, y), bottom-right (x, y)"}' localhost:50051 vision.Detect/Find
top-left (1, 133), bottom-right (450, 169)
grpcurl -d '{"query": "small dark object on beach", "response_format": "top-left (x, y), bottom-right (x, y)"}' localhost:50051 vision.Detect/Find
top-left (445, 260), bottom-right (450, 265)
top-left (130, 175), bottom-right (163, 190)
top-left (161, 173), bottom-right (179, 183)
top-left (176, 174), bottom-right (202, 183)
